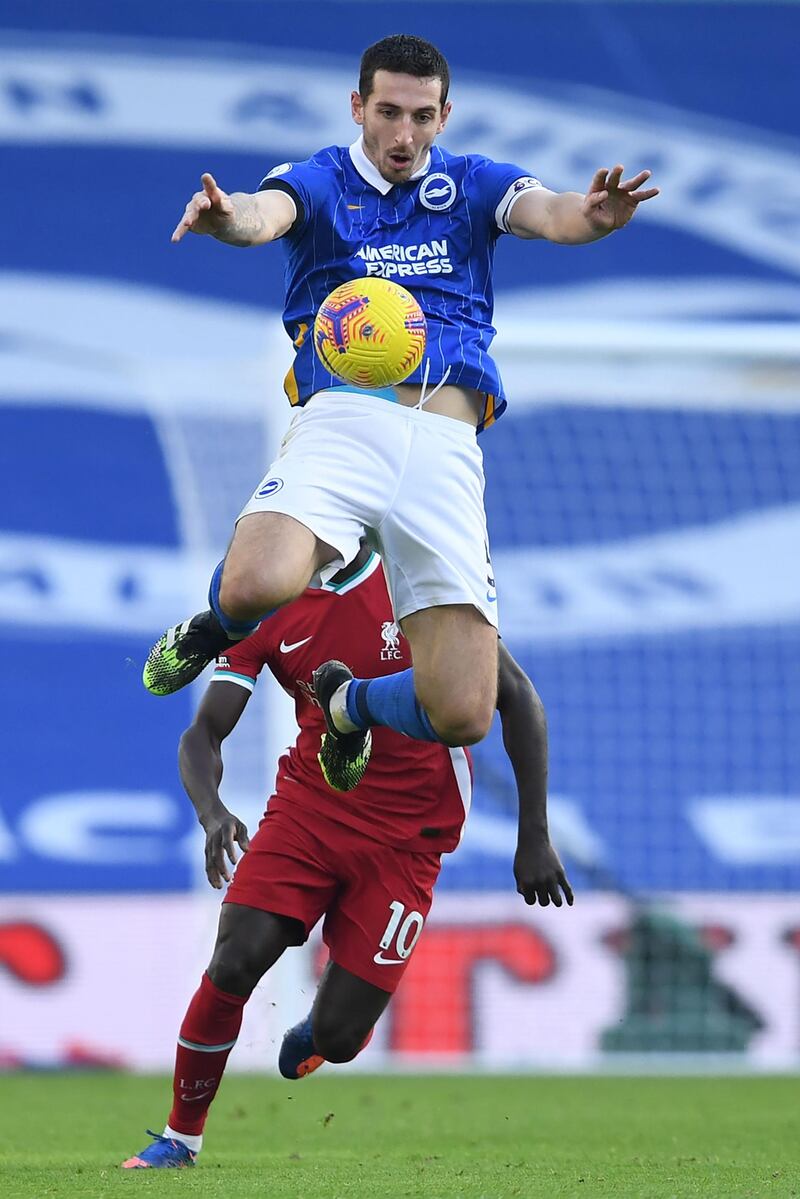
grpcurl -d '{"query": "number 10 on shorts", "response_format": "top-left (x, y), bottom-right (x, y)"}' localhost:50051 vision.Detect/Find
top-left (377, 900), bottom-right (425, 962)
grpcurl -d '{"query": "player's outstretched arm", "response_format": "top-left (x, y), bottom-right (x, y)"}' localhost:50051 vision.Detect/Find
top-left (171, 172), bottom-right (296, 247)
top-left (497, 642), bottom-right (574, 907)
top-left (179, 681), bottom-right (251, 888)
top-left (507, 165), bottom-right (659, 244)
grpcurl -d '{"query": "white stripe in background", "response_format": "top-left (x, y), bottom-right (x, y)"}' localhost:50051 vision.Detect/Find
top-left (4, 41), bottom-right (800, 279)
top-left (3, 504), bottom-right (800, 640)
top-left (0, 273), bottom-right (286, 417)
top-left (495, 503), bottom-right (800, 644)
top-left (3, 273), bottom-right (798, 417)
top-left (687, 797), bottom-right (800, 866)
top-left (457, 799), bottom-right (605, 868)
top-left (0, 531), bottom-right (209, 634)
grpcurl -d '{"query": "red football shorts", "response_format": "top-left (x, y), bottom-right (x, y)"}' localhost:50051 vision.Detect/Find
top-left (224, 802), bottom-right (442, 993)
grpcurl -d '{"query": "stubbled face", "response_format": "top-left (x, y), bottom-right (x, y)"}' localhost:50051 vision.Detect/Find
top-left (352, 70), bottom-right (451, 184)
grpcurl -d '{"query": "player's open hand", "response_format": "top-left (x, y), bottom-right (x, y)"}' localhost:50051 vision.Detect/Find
top-left (202, 807), bottom-right (250, 889)
top-left (514, 838), bottom-right (574, 907)
top-left (582, 165), bottom-right (659, 233)
top-left (171, 173), bottom-right (236, 243)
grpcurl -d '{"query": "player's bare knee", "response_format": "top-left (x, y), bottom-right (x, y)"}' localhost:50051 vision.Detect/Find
top-left (436, 719), bottom-right (490, 747)
top-left (207, 942), bottom-right (263, 997)
top-left (430, 698), bottom-right (494, 746)
top-left (218, 565), bottom-right (296, 621)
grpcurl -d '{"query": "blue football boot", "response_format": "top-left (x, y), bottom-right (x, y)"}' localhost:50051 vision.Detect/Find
top-left (279, 1014), bottom-right (325, 1079)
top-left (121, 1130), bottom-right (197, 1169)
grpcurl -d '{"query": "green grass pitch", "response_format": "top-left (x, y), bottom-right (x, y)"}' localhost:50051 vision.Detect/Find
top-left (0, 1074), bottom-right (797, 1198)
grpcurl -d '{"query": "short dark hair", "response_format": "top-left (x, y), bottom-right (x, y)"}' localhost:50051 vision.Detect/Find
top-left (359, 34), bottom-right (450, 106)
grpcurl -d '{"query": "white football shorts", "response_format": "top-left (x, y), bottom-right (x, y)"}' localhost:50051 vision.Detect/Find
top-left (237, 389), bottom-right (499, 628)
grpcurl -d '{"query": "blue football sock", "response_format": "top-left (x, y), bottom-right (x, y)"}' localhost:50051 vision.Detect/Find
top-left (346, 669), bottom-right (443, 743)
top-left (208, 560), bottom-right (274, 639)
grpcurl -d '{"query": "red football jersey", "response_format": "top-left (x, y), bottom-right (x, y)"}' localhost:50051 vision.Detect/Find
top-left (211, 552), bottom-right (472, 853)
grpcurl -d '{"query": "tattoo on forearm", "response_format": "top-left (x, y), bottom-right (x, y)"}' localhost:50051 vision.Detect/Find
top-left (216, 194), bottom-right (269, 246)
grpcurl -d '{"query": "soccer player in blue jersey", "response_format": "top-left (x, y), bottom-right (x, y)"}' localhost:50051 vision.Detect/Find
top-left (144, 34), bottom-right (658, 790)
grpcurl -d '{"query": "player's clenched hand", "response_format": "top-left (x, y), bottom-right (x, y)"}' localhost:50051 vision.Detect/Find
top-left (514, 838), bottom-right (574, 907)
top-left (582, 164), bottom-right (659, 233)
top-left (171, 173), bottom-right (235, 243)
top-left (202, 807), bottom-right (250, 889)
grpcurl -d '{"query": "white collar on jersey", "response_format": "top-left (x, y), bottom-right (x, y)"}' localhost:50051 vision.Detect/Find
top-left (348, 135), bottom-right (431, 195)
top-left (321, 550), bottom-right (382, 595)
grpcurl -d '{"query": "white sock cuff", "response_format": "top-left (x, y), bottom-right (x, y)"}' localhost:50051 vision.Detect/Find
top-left (164, 1125), bottom-right (203, 1153)
top-left (329, 680), bottom-right (359, 734)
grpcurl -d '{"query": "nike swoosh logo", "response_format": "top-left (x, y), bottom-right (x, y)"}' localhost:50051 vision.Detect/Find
top-left (279, 636), bottom-right (312, 653)
top-left (180, 1092), bottom-right (212, 1102)
top-left (347, 204), bottom-right (363, 210)
top-left (373, 952), bottom-right (405, 966)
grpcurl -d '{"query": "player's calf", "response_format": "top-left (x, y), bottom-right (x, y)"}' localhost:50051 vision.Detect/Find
top-left (312, 1011), bottom-right (376, 1064)
top-left (278, 1012), bottom-right (374, 1079)
top-left (318, 660), bottom-right (494, 751)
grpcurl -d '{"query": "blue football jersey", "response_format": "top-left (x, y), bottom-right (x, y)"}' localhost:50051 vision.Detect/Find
top-left (258, 138), bottom-right (542, 432)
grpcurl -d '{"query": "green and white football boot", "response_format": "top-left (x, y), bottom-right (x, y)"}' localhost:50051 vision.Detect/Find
top-left (143, 610), bottom-right (231, 696)
top-left (313, 660), bottom-right (372, 791)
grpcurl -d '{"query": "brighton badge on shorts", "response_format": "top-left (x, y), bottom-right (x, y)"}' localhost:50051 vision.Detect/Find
top-left (255, 477), bottom-right (284, 498)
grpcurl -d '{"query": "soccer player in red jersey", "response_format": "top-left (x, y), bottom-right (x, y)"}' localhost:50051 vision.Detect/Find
top-left (123, 543), bottom-right (572, 1168)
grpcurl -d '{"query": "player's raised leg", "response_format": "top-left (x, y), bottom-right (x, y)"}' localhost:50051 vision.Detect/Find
top-left (313, 396), bottom-right (499, 785)
top-left (279, 962), bottom-right (389, 1079)
top-left (143, 511), bottom-right (336, 696)
top-left (122, 903), bottom-right (303, 1167)
top-left (389, 603), bottom-right (498, 745)
top-left (317, 603), bottom-right (497, 789)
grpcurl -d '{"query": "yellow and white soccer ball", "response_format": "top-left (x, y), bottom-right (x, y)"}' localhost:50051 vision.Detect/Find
top-left (313, 276), bottom-right (427, 388)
